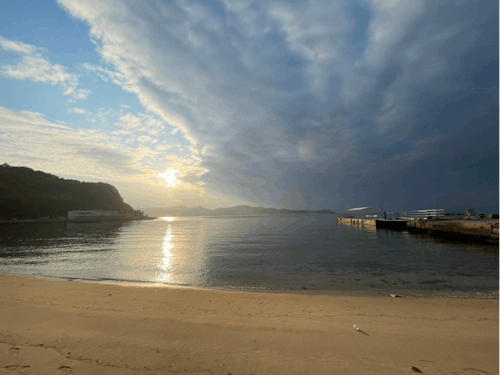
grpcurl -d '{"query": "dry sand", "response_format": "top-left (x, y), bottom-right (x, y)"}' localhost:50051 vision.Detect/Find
top-left (0, 275), bottom-right (497, 375)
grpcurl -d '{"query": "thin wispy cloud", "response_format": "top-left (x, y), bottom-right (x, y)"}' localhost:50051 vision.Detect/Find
top-left (115, 113), bottom-right (166, 136)
top-left (0, 37), bottom-right (91, 100)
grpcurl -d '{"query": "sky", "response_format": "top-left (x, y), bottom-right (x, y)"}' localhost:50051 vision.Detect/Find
top-left (0, 0), bottom-right (498, 212)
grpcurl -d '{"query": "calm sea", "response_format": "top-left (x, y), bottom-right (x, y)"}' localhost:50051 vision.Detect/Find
top-left (0, 215), bottom-right (498, 298)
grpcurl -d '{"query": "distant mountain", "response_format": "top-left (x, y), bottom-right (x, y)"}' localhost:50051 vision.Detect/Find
top-left (0, 164), bottom-right (134, 220)
top-left (144, 205), bottom-right (336, 217)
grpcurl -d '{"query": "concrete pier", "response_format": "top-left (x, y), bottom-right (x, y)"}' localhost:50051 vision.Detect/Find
top-left (407, 219), bottom-right (499, 244)
top-left (337, 216), bottom-right (499, 244)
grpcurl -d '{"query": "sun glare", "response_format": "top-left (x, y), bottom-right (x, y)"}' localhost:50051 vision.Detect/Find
top-left (158, 168), bottom-right (179, 187)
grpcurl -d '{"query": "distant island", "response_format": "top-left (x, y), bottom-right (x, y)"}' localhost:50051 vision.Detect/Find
top-left (144, 205), bottom-right (336, 217)
top-left (0, 164), bottom-right (136, 220)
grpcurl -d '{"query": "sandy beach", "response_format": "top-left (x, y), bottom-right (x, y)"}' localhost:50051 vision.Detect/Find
top-left (0, 275), bottom-right (497, 374)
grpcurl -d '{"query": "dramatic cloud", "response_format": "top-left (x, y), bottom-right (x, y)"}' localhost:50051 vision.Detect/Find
top-left (49, 0), bottom-right (499, 210)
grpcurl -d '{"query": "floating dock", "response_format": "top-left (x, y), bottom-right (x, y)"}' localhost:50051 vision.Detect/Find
top-left (375, 219), bottom-right (409, 230)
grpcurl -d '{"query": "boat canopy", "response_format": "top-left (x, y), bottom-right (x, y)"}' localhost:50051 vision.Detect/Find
top-left (346, 206), bottom-right (380, 211)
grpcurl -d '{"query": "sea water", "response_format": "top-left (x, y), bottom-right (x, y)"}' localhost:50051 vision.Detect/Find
top-left (0, 215), bottom-right (497, 298)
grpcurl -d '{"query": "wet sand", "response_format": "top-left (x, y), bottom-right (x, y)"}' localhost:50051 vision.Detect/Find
top-left (0, 274), bottom-right (497, 374)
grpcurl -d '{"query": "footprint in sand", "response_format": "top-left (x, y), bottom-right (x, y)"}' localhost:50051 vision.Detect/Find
top-left (5, 365), bottom-right (30, 372)
top-left (462, 368), bottom-right (488, 375)
top-left (57, 365), bottom-right (73, 374)
top-left (8, 347), bottom-right (20, 355)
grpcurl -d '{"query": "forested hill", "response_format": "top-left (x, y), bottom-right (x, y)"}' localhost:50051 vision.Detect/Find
top-left (0, 164), bottom-right (134, 220)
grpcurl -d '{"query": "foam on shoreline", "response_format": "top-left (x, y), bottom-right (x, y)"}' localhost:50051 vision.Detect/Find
top-left (1, 272), bottom-right (497, 300)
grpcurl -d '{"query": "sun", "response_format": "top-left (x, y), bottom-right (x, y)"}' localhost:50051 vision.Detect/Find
top-left (158, 168), bottom-right (179, 187)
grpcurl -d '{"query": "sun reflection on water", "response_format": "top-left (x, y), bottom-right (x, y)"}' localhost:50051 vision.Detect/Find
top-left (158, 225), bottom-right (174, 283)
top-left (153, 217), bottom-right (209, 285)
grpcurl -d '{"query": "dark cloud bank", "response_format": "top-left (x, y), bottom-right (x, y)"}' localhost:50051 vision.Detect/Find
top-left (62, 0), bottom-right (499, 212)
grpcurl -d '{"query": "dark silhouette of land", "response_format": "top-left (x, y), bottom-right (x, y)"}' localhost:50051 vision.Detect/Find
top-left (0, 163), bottom-right (335, 220)
top-left (0, 164), bottom-right (134, 220)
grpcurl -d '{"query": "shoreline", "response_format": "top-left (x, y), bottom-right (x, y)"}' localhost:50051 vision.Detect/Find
top-left (0, 273), bottom-right (497, 374)
top-left (1, 272), bottom-right (497, 300)
top-left (0, 217), bottom-right (154, 225)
